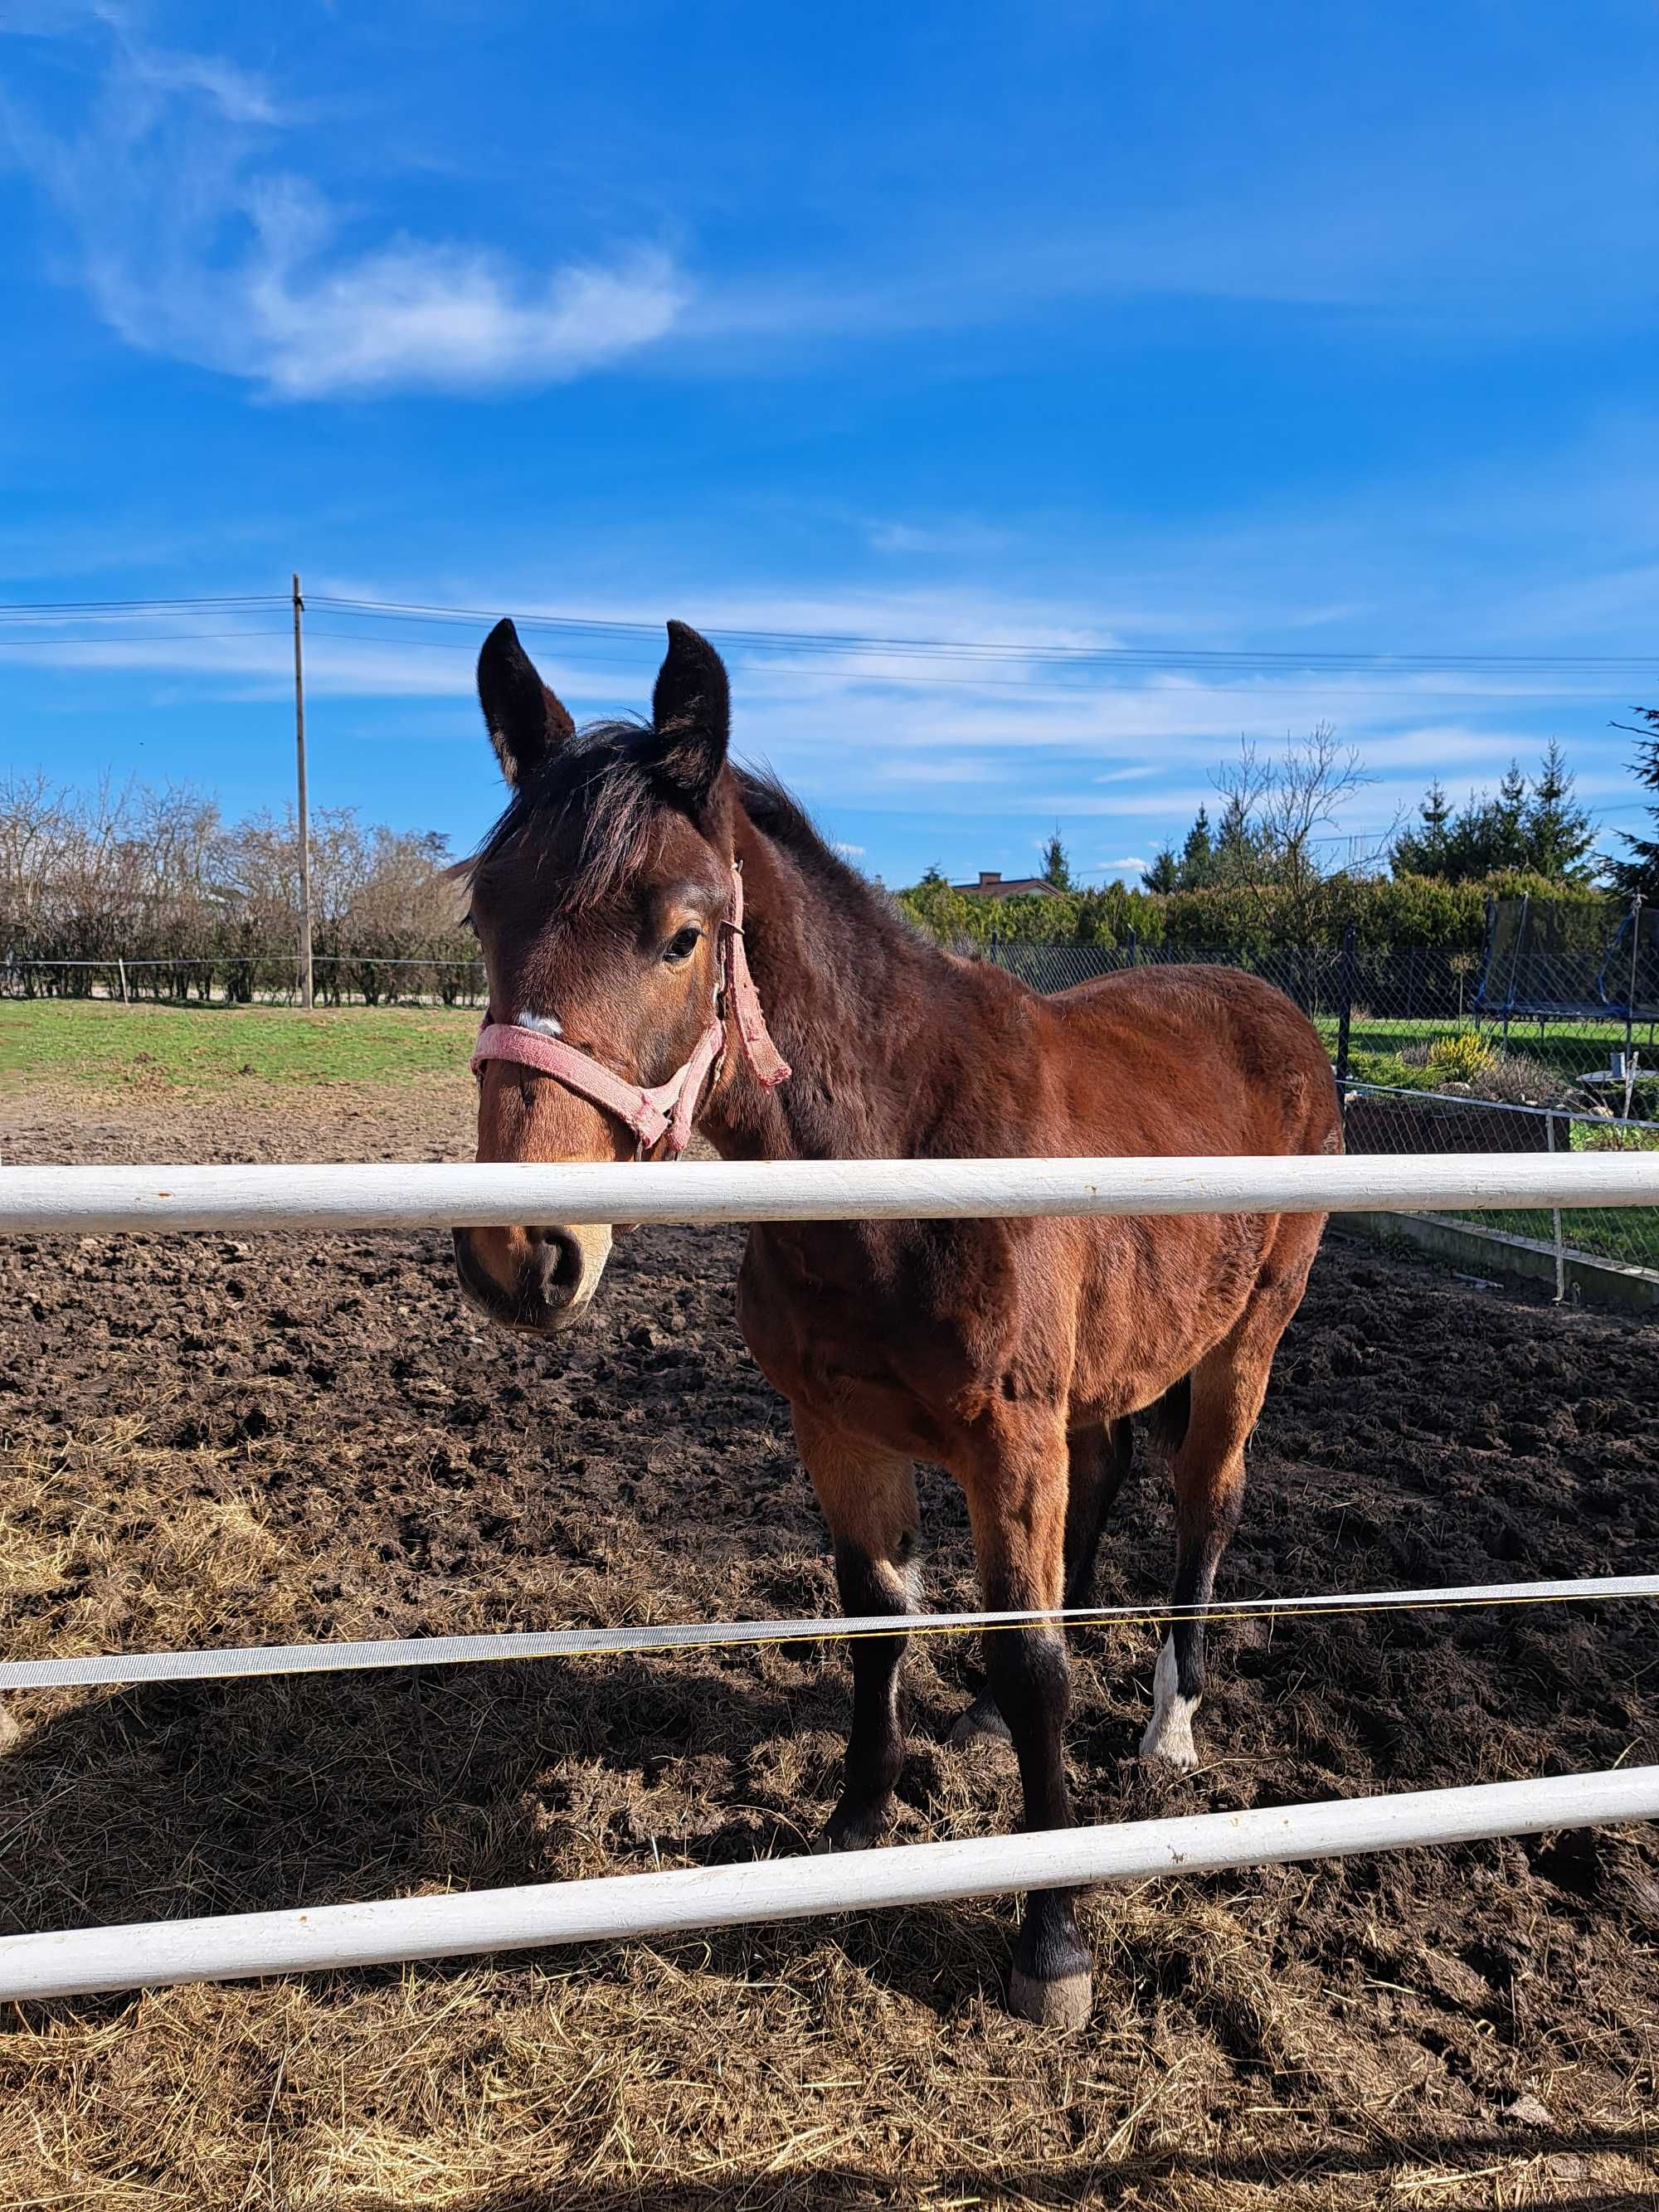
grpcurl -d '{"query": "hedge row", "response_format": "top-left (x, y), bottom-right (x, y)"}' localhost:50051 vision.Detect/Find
top-left (894, 871), bottom-right (1610, 955)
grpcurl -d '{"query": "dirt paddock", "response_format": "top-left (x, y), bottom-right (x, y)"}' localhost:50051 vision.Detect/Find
top-left (1, 1073), bottom-right (1657, 2209)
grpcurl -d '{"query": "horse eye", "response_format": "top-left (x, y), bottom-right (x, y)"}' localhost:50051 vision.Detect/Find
top-left (663, 925), bottom-right (702, 965)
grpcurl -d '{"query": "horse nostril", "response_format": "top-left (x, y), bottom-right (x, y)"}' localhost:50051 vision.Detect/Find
top-left (526, 1228), bottom-right (586, 1305)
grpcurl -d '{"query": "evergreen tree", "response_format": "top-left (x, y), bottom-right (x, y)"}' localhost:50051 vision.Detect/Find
top-left (1523, 741), bottom-right (1596, 882)
top-left (1213, 792), bottom-right (1257, 883)
top-left (1607, 707), bottom-right (1659, 897)
top-left (1177, 805), bottom-right (1214, 890)
top-left (1491, 760), bottom-right (1530, 864)
top-left (1141, 845), bottom-right (1180, 894)
top-left (1392, 749), bottom-right (1593, 882)
top-left (1389, 779), bottom-right (1453, 877)
top-left (1041, 828), bottom-right (1073, 889)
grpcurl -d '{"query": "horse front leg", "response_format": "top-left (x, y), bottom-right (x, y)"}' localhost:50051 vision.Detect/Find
top-left (793, 1408), bottom-right (921, 1854)
top-left (964, 1412), bottom-right (1092, 2030)
top-left (951, 1417), bottom-right (1131, 1751)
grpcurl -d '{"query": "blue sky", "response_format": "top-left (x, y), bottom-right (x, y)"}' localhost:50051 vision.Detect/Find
top-left (2, 0), bottom-right (1657, 887)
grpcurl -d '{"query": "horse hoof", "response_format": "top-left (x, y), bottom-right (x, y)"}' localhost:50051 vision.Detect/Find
top-left (948, 1694), bottom-right (1013, 1752)
top-left (813, 1801), bottom-right (893, 1855)
top-left (1009, 1966), bottom-right (1093, 2030)
top-left (1138, 1717), bottom-right (1199, 1772)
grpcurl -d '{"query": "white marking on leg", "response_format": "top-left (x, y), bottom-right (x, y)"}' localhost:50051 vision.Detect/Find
top-left (1140, 1635), bottom-right (1199, 1771)
top-left (515, 1009), bottom-right (562, 1038)
top-left (870, 1554), bottom-right (922, 1613)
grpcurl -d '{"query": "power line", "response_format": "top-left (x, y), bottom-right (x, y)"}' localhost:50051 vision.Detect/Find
top-left (309, 596), bottom-right (1659, 679)
top-left (0, 596), bottom-right (285, 621)
top-left (1, 614), bottom-right (1641, 701)
top-left (0, 589), bottom-right (1654, 681)
top-left (0, 629), bottom-right (292, 649)
top-left (294, 628), bottom-right (1646, 704)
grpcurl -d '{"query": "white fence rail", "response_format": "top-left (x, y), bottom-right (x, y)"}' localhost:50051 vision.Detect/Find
top-left (7, 1571), bottom-right (1659, 1695)
top-left (2, 1148), bottom-right (1657, 2007)
top-left (4, 1148), bottom-right (1659, 1236)
top-left (4, 1768), bottom-right (1657, 2004)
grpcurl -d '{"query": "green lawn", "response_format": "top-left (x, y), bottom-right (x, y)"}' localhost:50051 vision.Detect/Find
top-left (1442, 1206), bottom-right (1657, 1270)
top-left (1314, 1011), bottom-right (1656, 1072)
top-left (0, 998), bottom-right (479, 1090)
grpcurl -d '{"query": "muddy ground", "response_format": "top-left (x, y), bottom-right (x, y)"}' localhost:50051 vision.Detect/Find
top-left (1, 1077), bottom-right (1657, 2208)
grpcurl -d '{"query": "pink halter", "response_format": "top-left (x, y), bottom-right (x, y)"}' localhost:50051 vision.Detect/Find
top-left (469, 858), bottom-right (791, 1158)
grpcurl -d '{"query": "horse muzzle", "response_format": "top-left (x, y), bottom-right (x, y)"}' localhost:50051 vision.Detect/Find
top-left (452, 1223), bottom-right (614, 1334)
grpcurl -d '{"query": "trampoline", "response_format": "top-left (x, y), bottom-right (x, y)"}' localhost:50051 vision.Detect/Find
top-left (1474, 895), bottom-right (1657, 1042)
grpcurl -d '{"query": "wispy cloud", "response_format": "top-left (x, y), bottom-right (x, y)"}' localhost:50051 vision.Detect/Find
top-left (864, 516), bottom-right (1016, 559)
top-left (0, 13), bottom-right (685, 397)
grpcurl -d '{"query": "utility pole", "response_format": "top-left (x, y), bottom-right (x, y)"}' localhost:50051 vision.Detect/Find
top-left (291, 572), bottom-right (314, 1010)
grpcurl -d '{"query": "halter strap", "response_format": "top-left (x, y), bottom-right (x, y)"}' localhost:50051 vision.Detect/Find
top-left (469, 858), bottom-right (791, 1158)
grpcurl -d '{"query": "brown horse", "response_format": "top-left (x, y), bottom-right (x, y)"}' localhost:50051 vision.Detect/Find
top-left (455, 617), bottom-right (1341, 2028)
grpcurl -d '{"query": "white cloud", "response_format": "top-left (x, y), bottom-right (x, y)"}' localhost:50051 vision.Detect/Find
top-left (833, 840), bottom-right (866, 857)
top-left (2, 17), bottom-right (684, 397)
top-left (245, 189), bottom-right (683, 399)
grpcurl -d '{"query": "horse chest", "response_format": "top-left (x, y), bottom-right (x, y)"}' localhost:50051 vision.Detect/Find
top-left (734, 1223), bottom-right (979, 1456)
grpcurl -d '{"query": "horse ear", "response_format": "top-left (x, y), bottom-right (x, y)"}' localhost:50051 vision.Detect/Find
top-left (649, 620), bottom-right (730, 809)
top-left (476, 618), bottom-right (575, 786)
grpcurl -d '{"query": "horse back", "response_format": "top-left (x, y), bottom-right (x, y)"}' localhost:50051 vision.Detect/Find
top-left (1041, 961), bottom-right (1340, 1161)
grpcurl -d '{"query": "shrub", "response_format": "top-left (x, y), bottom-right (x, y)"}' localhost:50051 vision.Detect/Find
top-left (1424, 1033), bottom-right (1495, 1083)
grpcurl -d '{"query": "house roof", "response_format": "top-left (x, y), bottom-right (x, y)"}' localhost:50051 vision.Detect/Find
top-left (950, 870), bottom-right (1063, 900)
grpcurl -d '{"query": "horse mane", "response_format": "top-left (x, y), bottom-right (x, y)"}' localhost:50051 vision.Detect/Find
top-left (733, 766), bottom-right (932, 950)
top-left (467, 734), bottom-right (914, 942)
top-left (465, 718), bottom-right (659, 913)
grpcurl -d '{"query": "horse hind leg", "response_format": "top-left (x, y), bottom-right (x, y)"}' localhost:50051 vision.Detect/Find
top-left (1141, 1240), bottom-right (1316, 1772)
top-left (793, 1409), bottom-right (922, 1853)
top-left (951, 1418), bottom-right (1131, 1750)
top-left (961, 1410), bottom-right (1092, 2027)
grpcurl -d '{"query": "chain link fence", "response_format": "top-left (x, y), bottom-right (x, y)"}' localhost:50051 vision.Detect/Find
top-left (968, 931), bottom-right (1659, 1291)
top-left (1340, 1081), bottom-right (1659, 1283)
top-left (971, 926), bottom-right (1658, 1115)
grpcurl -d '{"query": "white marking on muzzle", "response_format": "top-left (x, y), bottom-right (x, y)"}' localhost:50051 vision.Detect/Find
top-left (515, 1009), bottom-right (562, 1038)
top-left (559, 1223), bottom-right (614, 1318)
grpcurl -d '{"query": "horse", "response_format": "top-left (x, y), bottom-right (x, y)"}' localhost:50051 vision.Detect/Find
top-left (453, 615), bottom-right (1341, 2029)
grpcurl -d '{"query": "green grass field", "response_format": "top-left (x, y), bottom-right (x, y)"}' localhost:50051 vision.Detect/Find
top-left (1314, 1011), bottom-right (1657, 1074)
top-left (1441, 1206), bottom-right (1656, 1269)
top-left (0, 998), bottom-right (479, 1090)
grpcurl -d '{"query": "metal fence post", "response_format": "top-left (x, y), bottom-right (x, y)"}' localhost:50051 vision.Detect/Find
top-left (1546, 1111), bottom-right (1565, 1303)
top-left (1628, 893), bottom-right (1643, 1068)
top-left (1335, 925), bottom-right (1357, 1094)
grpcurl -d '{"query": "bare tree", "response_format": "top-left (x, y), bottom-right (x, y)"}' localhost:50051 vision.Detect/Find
top-left (2, 775), bottom-right (474, 1003)
top-left (1210, 724), bottom-right (1375, 934)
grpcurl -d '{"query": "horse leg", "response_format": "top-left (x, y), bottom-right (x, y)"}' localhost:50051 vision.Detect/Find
top-left (1141, 1238), bottom-right (1317, 1771)
top-left (965, 1414), bottom-right (1092, 2028)
top-left (1062, 1417), bottom-right (1134, 1605)
top-left (951, 1418), bottom-right (1131, 1749)
top-left (795, 1408), bottom-right (921, 1854)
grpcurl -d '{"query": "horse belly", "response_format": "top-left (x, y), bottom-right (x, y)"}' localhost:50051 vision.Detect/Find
top-left (1068, 1211), bottom-right (1265, 1418)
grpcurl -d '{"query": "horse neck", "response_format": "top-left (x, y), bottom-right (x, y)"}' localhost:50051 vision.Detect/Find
top-left (701, 806), bottom-right (956, 1162)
